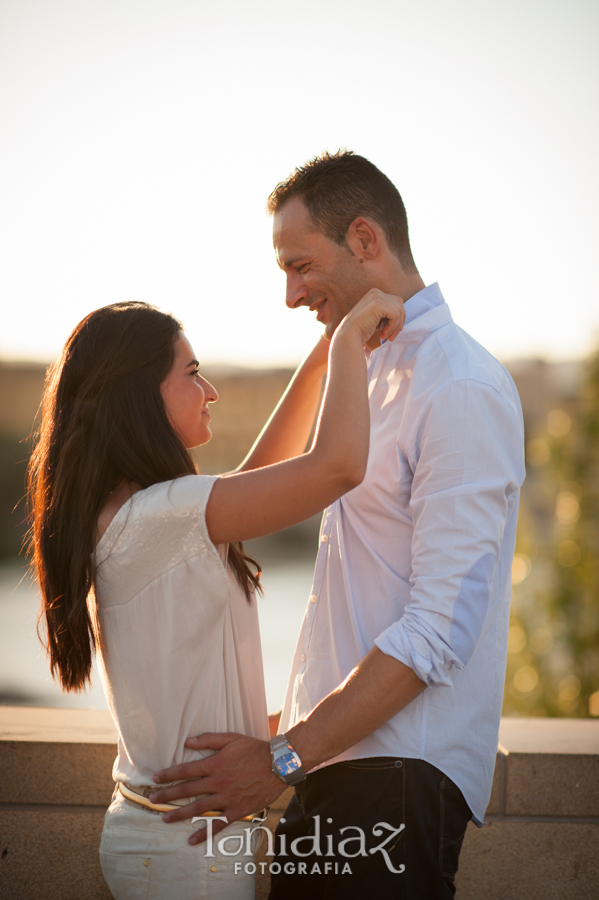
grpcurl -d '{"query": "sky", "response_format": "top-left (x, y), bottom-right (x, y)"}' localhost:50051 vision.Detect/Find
top-left (1, 0), bottom-right (598, 367)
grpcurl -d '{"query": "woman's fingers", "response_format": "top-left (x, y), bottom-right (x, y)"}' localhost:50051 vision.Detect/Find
top-left (377, 296), bottom-right (405, 341)
top-left (340, 288), bottom-right (406, 345)
top-left (381, 306), bottom-right (406, 342)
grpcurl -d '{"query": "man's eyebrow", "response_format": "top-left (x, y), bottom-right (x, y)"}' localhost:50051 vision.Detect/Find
top-left (278, 255), bottom-right (306, 270)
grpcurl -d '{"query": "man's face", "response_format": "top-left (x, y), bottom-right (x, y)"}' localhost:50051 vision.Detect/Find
top-left (273, 197), bottom-right (370, 339)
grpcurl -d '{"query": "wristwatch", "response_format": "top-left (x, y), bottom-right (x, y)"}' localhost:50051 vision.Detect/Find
top-left (269, 734), bottom-right (306, 786)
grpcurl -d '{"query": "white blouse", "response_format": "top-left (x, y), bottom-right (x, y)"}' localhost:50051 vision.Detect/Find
top-left (94, 474), bottom-right (269, 787)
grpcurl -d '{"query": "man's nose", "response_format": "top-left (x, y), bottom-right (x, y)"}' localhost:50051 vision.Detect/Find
top-left (285, 274), bottom-right (308, 310)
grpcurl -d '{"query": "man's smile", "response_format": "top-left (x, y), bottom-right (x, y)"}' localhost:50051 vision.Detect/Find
top-left (310, 298), bottom-right (328, 322)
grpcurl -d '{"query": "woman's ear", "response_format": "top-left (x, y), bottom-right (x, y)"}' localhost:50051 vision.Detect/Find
top-left (346, 217), bottom-right (381, 260)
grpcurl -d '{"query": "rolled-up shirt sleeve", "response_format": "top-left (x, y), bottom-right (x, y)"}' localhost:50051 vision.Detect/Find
top-left (374, 378), bottom-right (525, 686)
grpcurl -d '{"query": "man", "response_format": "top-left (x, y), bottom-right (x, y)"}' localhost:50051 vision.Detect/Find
top-left (152, 151), bottom-right (525, 897)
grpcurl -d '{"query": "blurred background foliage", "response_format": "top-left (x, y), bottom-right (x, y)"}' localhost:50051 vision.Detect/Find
top-left (1, 352), bottom-right (598, 717)
top-left (506, 350), bottom-right (599, 718)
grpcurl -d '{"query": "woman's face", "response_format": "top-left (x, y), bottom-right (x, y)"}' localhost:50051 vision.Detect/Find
top-left (160, 334), bottom-right (218, 448)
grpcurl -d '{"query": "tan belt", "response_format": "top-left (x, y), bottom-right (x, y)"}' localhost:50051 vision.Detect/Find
top-left (118, 783), bottom-right (268, 822)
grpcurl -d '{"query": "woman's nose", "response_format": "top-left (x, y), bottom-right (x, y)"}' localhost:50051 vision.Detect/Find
top-left (201, 378), bottom-right (218, 403)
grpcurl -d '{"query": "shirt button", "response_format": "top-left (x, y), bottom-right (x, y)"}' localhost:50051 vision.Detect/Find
top-left (310, 594), bottom-right (317, 603)
top-left (321, 535), bottom-right (328, 543)
top-left (301, 654), bottom-right (306, 661)
top-left (143, 860), bottom-right (150, 867)
top-left (210, 866), bottom-right (218, 872)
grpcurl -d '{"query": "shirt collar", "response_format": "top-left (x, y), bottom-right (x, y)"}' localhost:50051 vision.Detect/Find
top-left (370, 282), bottom-right (451, 358)
top-left (403, 282), bottom-right (445, 325)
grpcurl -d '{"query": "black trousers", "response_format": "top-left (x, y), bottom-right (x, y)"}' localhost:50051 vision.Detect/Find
top-left (268, 757), bottom-right (472, 900)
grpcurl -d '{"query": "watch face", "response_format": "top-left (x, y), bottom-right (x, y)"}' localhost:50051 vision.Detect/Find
top-left (274, 751), bottom-right (301, 776)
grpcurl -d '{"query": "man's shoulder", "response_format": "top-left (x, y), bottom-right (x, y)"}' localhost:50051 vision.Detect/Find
top-left (398, 320), bottom-right (522, 431)
top-left (415, 321), bottom-right (517, 399)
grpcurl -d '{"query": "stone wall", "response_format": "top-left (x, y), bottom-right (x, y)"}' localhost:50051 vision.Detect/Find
top-left (0, 707), bottom-right (115, 900)
top-left (456, 717), bottom-right (599, 900)
top-left (1, 707), bottom-right (597, 899)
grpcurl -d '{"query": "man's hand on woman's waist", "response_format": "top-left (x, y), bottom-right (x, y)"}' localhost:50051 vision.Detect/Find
top-left (152, 648), bottom-right (425, 845)
top-left (150, 733), bottom-right (285, 845)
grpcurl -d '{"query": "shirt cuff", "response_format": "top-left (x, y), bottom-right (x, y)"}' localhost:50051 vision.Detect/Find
top-left (375, 619), bottom-right (464, 688)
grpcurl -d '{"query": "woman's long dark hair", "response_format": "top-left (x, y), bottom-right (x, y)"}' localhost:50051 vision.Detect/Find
top-left (27, 301), bottom-right (261, 692)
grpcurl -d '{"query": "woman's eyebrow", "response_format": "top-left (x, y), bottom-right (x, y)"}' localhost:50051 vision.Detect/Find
top-left (185, 358), bottom-right (200, 369)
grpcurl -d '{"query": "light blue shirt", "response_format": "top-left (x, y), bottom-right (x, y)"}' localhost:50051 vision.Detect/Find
top-left (280, 283), bottom-right (525, 825)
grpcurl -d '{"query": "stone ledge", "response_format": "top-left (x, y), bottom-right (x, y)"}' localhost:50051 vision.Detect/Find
top-left (505, 753), bottom-right (599, 817)
top-left (492, 717), bottom-right (599, 818)
top-left (0, 809), bottom-right (112, 900)
top-left (0, 802), bottom-right (108, 814)
top-left (1, 738), bottom-right (116, 809)
top-left (1, 742), bottom-right (116, 806)
top-left (0, 706), bottom-right (117, 744)
top-left (0, 706), bottom-right (117, 807)
top-left (497, 717), bottom-right (598, 753)
top-left (2, 707), bottom-right (599, 899)
top-left (456, 820), bottom-right (599, 900)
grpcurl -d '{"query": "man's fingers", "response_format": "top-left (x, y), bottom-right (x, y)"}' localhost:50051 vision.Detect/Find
top-left (183, 732), bottom-right (240, 753)
top-left (150, 777), bottom-right (208, 804)
top-left (153, 733), bottom-right (242, 785)
top-left (153, 758), bottom-right (213, 785)
top-left (153, 734), bottom-right (279, 838)
top-left (160, 794), bottom-right (228, 825)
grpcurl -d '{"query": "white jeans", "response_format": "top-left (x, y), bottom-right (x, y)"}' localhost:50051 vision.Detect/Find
top-left (99, 792), bottom-right (256, 900)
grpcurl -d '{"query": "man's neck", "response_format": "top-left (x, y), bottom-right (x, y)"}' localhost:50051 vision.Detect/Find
top-left (365, 271), bottom-right (426, 350)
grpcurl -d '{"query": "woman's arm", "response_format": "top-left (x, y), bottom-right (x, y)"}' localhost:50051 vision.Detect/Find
top-left (237, 336), bottom-right (329, 472)
top-left (206, 289), bottom-right (405, 545)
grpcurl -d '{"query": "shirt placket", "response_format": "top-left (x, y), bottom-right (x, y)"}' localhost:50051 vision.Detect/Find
top-left (295, 348), bottom-right (377, 677)
top-left (294, 503), bottom-right (335, 673)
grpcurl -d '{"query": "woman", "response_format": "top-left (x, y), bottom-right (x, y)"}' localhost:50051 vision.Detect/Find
top-left (28, 293), bottom-right (404, 899)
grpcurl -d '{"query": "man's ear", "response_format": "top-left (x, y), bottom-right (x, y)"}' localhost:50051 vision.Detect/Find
top-left (346, 217), bottom-right (381, 260)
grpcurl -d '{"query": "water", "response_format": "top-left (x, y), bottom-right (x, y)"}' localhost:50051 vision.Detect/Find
top-left (0, 556), bottom-right (315, 714)
top-left (255, 556), bottom-right (316, 711)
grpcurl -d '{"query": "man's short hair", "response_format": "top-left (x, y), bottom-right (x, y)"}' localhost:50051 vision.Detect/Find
top-left (267, 150), bottom-right (417, 273)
